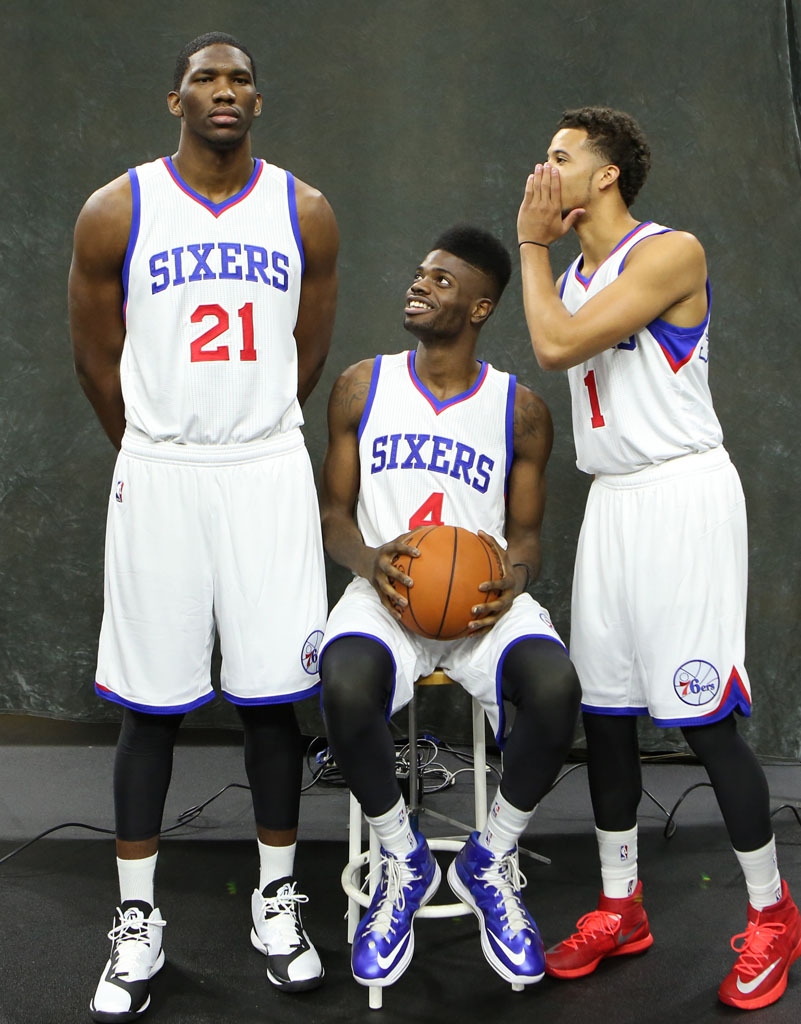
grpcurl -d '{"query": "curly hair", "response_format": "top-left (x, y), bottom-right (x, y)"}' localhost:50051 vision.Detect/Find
top-left (557, 107), bottom-right (651, 207)
top-left (431, 224), bottom-right (512, 302)
top-left (173, 33), bottom-right (256, 91)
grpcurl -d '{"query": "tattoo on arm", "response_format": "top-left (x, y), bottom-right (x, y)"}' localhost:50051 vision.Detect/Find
top-left (330, 373), bottom-right (370, 418)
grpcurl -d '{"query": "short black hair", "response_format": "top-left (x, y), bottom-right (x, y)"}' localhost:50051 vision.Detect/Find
top-left (173, 33), bottom-right (256, 91)
top-left (431, 225), bottom-right (512, 302)
top-left (557, 106), bottom-right (651, 207)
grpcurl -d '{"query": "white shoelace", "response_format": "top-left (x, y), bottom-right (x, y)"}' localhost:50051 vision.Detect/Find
top-left (108, 908), bottom-right (166, 977)
top-left (479, 853), bottom-right (529, 935)
top-left (256, 882), bottom-right (309, 944)
top-left (362, 856), bottom-right (419, 939)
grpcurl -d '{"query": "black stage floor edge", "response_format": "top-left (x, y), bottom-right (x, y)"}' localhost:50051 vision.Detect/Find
top-left (2, 824), bottom-right (801, 1024)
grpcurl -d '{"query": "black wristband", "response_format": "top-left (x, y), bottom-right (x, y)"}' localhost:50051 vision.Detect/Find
top-left (513, 562), bottom-right (531, 592)
top-left (518, 240), bottom-right (550, 250)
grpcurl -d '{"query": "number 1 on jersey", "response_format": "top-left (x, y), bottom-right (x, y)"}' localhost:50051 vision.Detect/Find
top-left (409, 492), bottom-right (444, 529)
top-left (583, 370), bottom-right (606, 429)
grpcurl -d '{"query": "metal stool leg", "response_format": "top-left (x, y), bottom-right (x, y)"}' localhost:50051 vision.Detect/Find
top-left (471, 696), bottom-right (488, 831)
top-left (347, 792), bottom-right (363, 944)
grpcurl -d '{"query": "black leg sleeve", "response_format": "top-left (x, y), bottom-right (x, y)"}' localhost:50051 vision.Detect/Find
top-left (236, 702), bottom-right (305, 831)
top-left (321, 635), bottom-right (400, 817)
top-left (499, 638), bottom-right (581, 812)
top-left (113, 708), bottom-right (184, 842)
top-left (583, 711), bottom-right (642, 832)
top-left (681, 714), bottom-right (772, 852)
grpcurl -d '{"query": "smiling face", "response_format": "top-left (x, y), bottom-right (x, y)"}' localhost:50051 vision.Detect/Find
top-left (546, 127), bottom-right (616, 214)
top-left (403, 250), bottom-right (494, 341)
top-left (168, 44), bottom-right (262, 148)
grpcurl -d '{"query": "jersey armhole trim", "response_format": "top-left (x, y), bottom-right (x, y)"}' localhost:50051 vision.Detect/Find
top-left (616, 226), bottom-right (671, 275)
top-left (504, 374), bottom-right (516, 490)
top-left (286, 171), bottom-right (305, 277)
top-left (122, 168), bottom-right (141, 323)
top-left (357, 355), bottom-right (382, 443)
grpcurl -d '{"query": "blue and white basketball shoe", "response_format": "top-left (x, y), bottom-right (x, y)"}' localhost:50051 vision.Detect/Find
top-left (352, 833), bottom-right (441, 986)
top-left (448, 832), bottom-right (545, 984)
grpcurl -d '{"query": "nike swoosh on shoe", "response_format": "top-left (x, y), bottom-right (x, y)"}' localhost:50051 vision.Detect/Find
top-left (736, 960), bottom-right (780, 995)
top-left (376, 935), bottom-right (411, 971)
top-left (617, 926), bottom-right (643, 946)
top-left (488, 932), bottom-right (527, 966)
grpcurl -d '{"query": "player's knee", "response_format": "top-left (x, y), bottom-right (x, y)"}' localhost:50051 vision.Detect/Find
top-left (320, 636), bottom-right (393, 729)
top-left (117, 708), bottom-right (183, 756)
top-left (503, 639), bottom-right (582, 724)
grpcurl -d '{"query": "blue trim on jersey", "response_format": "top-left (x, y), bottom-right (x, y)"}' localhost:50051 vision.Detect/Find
top-left (224, 683), bottom-right (321, 706)
top-left (647, 280), bottom-right (711, 372)
top-left (504, 375), bottom-right (516, 491)
top-left (122, 168), bottom-right (141, 322)
top-left (95, 682), bottom-right (215, 715)
top-left (575, 222), bottom-right (653, 287)
top-left (580, 702), bottom-right (650, 716)
top-left (286, 170), bottom-right (305, 276)
top-left (408, 350), bottom-right (488, 413)
top-left (616, 227), bottom-right (671, 276)
top-left (495, 633), bottom-right (567, 748)
top-left (559, 260), bottom-right (577, 299)
top-left (358, 356), bottom-right (383, 443)
top-left (163, 156), bottom-right (261, 216)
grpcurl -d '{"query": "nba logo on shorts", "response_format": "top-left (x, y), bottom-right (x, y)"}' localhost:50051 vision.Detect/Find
top-left (673, 660), bottom-right (720, 706)
top-left (115, 480), bottom-right (124, 503)
top-left (300, 630), bottom-right (324, 675)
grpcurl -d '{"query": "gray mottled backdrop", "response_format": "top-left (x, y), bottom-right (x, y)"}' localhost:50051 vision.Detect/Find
top-left (2, 0), bottom-right (800, 754)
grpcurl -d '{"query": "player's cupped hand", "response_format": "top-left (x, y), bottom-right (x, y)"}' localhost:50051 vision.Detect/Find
top-left (467, 531), bottom-right (515, 633)
top-left (368, 536), bottom-right (420, 620)
top-left (517, 164), bottom-right (584, 247)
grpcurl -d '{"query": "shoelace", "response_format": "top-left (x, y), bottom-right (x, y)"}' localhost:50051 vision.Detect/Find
top-left (479, 853), bottom-right (530, 935)
top-left (730, 921), bottom-right (787, 978)
top-left (108, 908), bottom-right (166, 977)
top-left (362, 855), bottom-right (419, 939)
top-left (562, 910), bottom-right (621, 950)
top-left (257, 882), bottom-right (309, 941)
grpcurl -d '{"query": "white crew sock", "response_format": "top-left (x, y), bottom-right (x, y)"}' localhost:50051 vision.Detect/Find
top-left (364, 796), bottom-right (417, 859)
top-left (117, 852), bottom-right (158, 907)
top-left (478, 788), bottom-right (535, 856)
top-left (596, 825), bottom-right (638, 899)
top-left (258, 839), bottom-right (297, 891)
top-left (734, 836), bottom-right (783, 910)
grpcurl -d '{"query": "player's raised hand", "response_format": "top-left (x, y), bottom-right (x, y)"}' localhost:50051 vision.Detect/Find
top-left (468, 531), bottom-right (515, 632)
top-left (517, 164), bottom-right (585, 246)
top-left (366, 536), bottom-right (420, 620)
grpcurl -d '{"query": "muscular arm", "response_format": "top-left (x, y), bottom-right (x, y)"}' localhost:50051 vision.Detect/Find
top-left (68, 175), bottom-right (132, 450)
top-left (517, 165), bottom-right (707, 371)
top-left (471, 384), bottom-right (553, 629)
top-left (293, 178), bottom-right (338, 406)
top-left (320, 360), bottom-right (418, 618)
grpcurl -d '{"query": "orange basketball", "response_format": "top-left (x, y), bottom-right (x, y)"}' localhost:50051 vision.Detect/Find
top-left (391, 525), bottom-right (504, 640)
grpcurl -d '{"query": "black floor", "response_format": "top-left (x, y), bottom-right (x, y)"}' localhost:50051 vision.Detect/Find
top-left (3, 822), bottom-right (801, 1024)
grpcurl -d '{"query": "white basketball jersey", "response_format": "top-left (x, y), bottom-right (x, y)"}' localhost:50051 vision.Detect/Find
top-left (561, 221), bottom-right (723, 475)
top-left (121, 157), bottom-right (304, 446)
top-left (356, 351), bottom-right (515, 547)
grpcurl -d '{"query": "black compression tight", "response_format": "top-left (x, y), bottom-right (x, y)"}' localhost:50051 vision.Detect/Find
top-left (235, 702), bottom-right (305, 831)
top-left (114, 709), bottom-right (184, 842)
top-left (321, 634), bottom-right (581, 817)
top-left (584, 711), bottom-right (772, 852)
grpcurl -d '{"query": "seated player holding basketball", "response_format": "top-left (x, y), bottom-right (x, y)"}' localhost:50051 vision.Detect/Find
top-left (319, 225), bottom-right (581, 989)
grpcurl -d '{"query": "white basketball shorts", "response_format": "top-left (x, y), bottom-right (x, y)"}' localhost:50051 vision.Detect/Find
top-left (319, 576), bottom-right (566, 745)
top-left (570, 445), bottom-right (752, 726)
top-left (95, 428), bottom-right (327, 713)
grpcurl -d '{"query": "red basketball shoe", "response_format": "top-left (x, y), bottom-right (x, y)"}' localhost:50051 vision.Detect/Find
top-left (718, 881), bottom-right (801, 1009)
top-left (545, 881), bottom-right (653, 978)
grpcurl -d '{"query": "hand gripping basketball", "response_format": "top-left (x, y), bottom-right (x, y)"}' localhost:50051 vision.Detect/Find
top-left (390, 525), bottom-right (504, 640)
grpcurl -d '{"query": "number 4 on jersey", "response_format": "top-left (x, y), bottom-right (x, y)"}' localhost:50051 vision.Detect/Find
top-left (409, 492), bottom-right (444, 529)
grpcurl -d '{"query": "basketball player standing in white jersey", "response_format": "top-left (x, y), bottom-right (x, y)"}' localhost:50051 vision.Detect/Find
top-left (319, 226), bottom-right (581, 990)
top-left (516, 106), bottom-right (800, 1010)
top-left (69, 33), bottom-right (337, 1021)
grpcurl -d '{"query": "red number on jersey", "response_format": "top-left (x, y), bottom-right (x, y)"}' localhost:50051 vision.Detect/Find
top-left (409, 492), bottom-right (444, 529)
top-left (189, 302), bottom-right (257, 362)
top-left (583, 370), bottom-right (606, 428)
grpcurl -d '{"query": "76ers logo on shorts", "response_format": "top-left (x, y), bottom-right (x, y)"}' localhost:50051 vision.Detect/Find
top-left (301, 630), bottom-right (324, 675)
top-left (673, 660), bottom-right (720, 706)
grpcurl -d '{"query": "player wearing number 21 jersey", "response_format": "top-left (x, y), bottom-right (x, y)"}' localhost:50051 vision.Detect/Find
top-left (517, 105), bottom-right (799, 1011)
top-left (69, 33), bottom-right (338, 1021)
top-left (319, 226), bottom-right (580, 991)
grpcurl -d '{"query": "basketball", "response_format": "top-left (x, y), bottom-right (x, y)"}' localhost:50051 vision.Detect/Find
top-left (391, 525), bottom-right (504, 640)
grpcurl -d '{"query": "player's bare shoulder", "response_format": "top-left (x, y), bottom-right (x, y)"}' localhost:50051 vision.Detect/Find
top-left (328, 358), bottom-right (376, 430)
top-left (73, 173), bottom-right (133, 267)
top-left (627, 228), bottom-right (707, 276)
top-left (293, 175), bottom-right (338, 251)
top-left (513, 382), bottom-right (554, 460)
